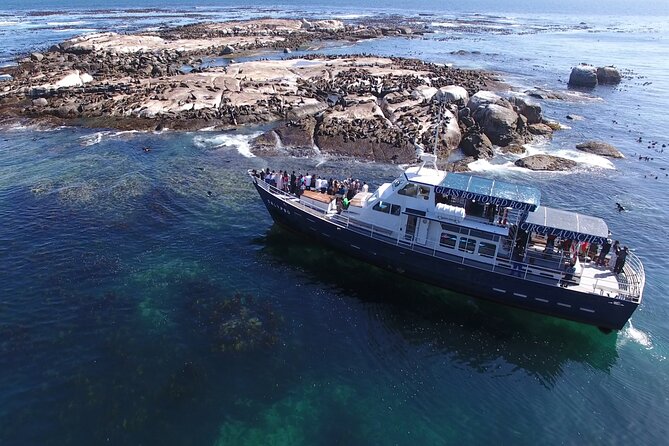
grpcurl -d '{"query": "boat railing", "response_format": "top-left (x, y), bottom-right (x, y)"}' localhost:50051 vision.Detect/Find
top-left (591, 251), bottom-right (644, 303)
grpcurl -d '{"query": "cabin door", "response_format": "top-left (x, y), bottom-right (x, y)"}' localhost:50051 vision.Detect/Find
top-left (403, 215), bottom-right (417, 242)
top-left (416, 218), bottom-right (429, 245)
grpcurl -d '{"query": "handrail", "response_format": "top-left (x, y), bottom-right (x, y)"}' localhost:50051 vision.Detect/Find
top-left (253, 174), bottom-right (645, 302)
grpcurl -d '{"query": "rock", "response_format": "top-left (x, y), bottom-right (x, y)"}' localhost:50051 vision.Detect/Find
top-left (566, 114), bottom-right (583, 120)
top-left (500, 143), bottom-right (525, 154)
top-left (460, 131), bottom-right (493, 159)
top-left (30, 52), bottom-right (45, 62)
top-left (475, 104), bottom-right (519, 146)
top-left (286, 102), bottom-right (329, 121)
top-left (527, 123), bottom-right (553, 136)
top-left (274, 116), bottom-right (317, 149)
top-left (398, 27), bottom-right (413, 35)
top-left (448, 157), bottom-right (475, 172)
top-left (436, 85), bottom-right (469, 104)
top-left (542, 119), bottom-right (562, 131)
top-left (467, 90), bottom-right (503, 113)
top-left (568, 64), bottom-right (598, 88)
top-left (514, 154), bottom-right (577, 171)
top-left (596, 66), bottom-right (622, 84)
top-left (411, 85), bottom-right (438, 102)
top-left (283, 48), bottom-right (291, 54)
top-left (438, 109), bottom-right (462, 155)
top-left (220, 45), bottom-right (235, 55)
top-left (300, 18), bottom-right (313, 29)
top-left (575, 141), bottom-right (624, 158)
top-left (32, 97), bottom-right (48, 107)
top-left (509, 95), bottom-right (542, 124)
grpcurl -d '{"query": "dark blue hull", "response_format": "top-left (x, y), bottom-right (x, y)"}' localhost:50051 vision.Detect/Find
top-left (254, 182), bottom-right (637, 330)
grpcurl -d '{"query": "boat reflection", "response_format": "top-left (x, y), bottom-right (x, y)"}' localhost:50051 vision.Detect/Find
top-left (258, 226), bottom-right (619, 388)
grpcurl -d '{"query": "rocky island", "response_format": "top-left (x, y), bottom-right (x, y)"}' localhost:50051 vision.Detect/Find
top-left (0, 17), bottom-right (612, 169)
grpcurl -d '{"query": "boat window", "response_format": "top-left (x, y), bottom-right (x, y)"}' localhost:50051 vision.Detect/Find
top-left (373, 201), bottom-right (391, 214)
top-left (398, 183), bottom-right (418, 197)
top-left (417, 186), bottom-right (430, 200)
top-left (470, 229), bottom-right (496, 241)
top-left (440, 232), bottom-right (457, 249)
top-left (391, 204), bottom-right (401, 216)
top-left (458, 237), bottom-right (476, 254)
top-left (478, 242), bottom-right (497, 258)
top-left (440, 222), bottom-right (460, 233)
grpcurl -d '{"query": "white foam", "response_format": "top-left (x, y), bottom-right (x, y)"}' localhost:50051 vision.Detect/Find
top-left (193, 132), bottom-right (259, 158)
top-left (0, 21), bottom-right (19, 27)
top-left (619, 322), bottom-right (653, 350)
top-left (47, 21), bottom-right (91, 26)
top-left (332, 13), bottom-right (371, 19)
top-left (79, 130), bottom-right (140, 146)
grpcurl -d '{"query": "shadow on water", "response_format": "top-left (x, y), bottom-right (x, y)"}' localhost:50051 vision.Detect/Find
top-left (256, 225), bottom-right (619, 387)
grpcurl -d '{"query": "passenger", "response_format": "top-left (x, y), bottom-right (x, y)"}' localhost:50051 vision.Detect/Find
top-left (362, 182), bottom-right (369, 193)
top-left (290, 171), bottom-right (297, 194)
top-left (608, 241), bottom-right (620, 271)
top-left (276, 170), bottom-right (284, 191)
top-left (597, 235), bottom-right (612, 266)
top-left (561, 260), bottom-right (577, 287)
top-left (614, 246), bottom-right (629, 274)
top-left (310, 174), bottom-right (316, 191)
top-left (511, 246), bottom-right (525, 277)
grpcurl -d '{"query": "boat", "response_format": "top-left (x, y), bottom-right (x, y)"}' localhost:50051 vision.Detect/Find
top-left (249, 156), bottom-right (645, 331)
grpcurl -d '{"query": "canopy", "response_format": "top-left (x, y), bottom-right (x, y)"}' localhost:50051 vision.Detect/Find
top-left (520, 206), bottom-right (609, 244)
top-left (434, 173), bottom-right (541, 212)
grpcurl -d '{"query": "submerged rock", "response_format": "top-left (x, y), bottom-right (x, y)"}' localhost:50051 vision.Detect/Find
top-left (575, 140), bottom-right (624, 158)
top-left (596, 66), bottom-right (622, 85)
top-left (568, 64), bottom-right (598, 88)
top-left (514, 154), bottom-right (577, 171)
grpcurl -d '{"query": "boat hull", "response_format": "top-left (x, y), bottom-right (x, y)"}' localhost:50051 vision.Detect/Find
top-left (254, 182), bottom-right (638, 330)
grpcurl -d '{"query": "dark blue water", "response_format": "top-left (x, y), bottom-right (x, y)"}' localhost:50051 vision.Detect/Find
top-left (1, 2), bottom-right (668, 445)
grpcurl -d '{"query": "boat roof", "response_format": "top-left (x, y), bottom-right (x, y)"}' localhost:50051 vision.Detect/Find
top-left (435, 172), bottom-right (541, 212)
top-left (521, 206), bottom-right (609, 244)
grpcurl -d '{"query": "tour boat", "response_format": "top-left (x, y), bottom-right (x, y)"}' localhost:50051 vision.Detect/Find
top-left (249, 156), bottom-right (644, 331)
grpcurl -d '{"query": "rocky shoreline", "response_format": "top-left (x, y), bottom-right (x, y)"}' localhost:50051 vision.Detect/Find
top-left (0, 18), bottom-right (625, 170)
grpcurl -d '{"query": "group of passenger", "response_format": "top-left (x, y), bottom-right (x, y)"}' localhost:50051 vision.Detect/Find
top-left (251, 168), bottom-right (369, 201)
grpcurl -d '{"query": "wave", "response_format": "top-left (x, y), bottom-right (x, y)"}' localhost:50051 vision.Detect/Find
top-left (79, 130), bottom-right (141, 146)
top-left (618, 321), bottom-right (652, 350)
top-left (46, 21), bottom-right (91, 26)
top-left (53, 28), bottom-right (98, 33)
top-left (192, 132), bottom-right (259, 158)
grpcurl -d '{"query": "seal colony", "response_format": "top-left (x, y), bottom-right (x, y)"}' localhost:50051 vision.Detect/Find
top-left (0, 18), bottom-right (625, 170)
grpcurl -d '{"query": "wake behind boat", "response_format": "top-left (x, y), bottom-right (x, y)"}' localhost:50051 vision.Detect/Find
top-left (249, 156), bottom-right (644, 331)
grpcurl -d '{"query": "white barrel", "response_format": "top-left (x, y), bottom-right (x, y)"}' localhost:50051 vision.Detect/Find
top-left (435, 203), bottom-right (466, 222)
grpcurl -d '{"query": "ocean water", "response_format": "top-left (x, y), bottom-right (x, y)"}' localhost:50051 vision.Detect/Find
top-left (1, 1), bottom-right (668, 445)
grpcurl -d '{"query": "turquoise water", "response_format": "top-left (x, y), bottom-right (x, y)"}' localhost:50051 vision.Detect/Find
top-left (1, 3), bottom-right (669, 445)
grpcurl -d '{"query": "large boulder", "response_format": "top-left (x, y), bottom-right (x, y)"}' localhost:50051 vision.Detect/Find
top-left (515, 155), bottom-right (577, 171)
top-left (220, 45), bottom-right (235, 55)
top-left (527, 123), bottom-right (554, 136)
top-left (509, 95), bottom-right (542, 124)
top-left (275, 116), bottom-right (317, 149)
top-left (467, 90), bottom-right (503, 114)
top-left (411, 85), bottom-right (438, 102)
top-left (568, 64), bottom-right (598, 88)
top-left (474, 104), bottom-right (519, 146)
top-left (575, 141), bottom-right (624, 158)
top-left (596, 66), bottom-right (622, 85)
top-left (459, 131), bottom-right (493, 159)
top-left (314, 102), bottom-right (415, 162)
top-left (436, 85), bottom-right (469, 104)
